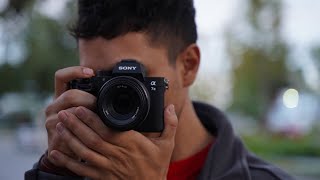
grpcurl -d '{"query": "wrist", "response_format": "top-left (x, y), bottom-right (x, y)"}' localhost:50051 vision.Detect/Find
top-left (39, 151), bottom-right (79, 177)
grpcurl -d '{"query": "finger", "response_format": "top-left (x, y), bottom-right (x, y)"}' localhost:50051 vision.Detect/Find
top-left (46, 89), bottom-right (96, 116)
top-left (74, 107), bottom-right (148, 148)
top-left (45, 107), bottom-right (78, 157)
top-left (55, 122), bottom-right (112, 169)
top-left (49, 150), bottom-right (100, 179)
top-left (74, 107), bottom-right (109, 138)
top-left (59, 110), bottom-right (119, 157)
top-left (159, 104), bottom-right (178, 141)
top-left (65, 107), bottom-right (77, 114)
top-left (46, 107), bottom-right (76, 136)
top-left (55, 66), bottom-right (94, 98)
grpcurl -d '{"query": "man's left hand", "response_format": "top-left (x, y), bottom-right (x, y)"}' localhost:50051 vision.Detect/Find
top-left (48, 104), bottom-right (178, 180)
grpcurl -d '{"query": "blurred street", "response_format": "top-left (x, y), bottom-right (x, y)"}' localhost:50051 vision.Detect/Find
top-left (0, 131), bottom-right (44, 180)
top-left (0, 131), bottom-right (319, 180)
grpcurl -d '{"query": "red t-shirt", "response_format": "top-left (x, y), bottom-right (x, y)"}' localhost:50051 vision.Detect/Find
top-left (167, 142), bottom-right (213, 180)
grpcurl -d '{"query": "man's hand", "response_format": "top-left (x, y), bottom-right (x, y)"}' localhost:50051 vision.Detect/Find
top-left (48, 104), bottom-right (178, 180)
top-left (44, 67), bottom-right (95, 164)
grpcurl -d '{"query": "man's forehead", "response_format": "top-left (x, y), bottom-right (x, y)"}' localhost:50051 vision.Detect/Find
top-left (78, 34), bottom-right (169, 72)
top-left (79, 33), bottom-right (168, 67)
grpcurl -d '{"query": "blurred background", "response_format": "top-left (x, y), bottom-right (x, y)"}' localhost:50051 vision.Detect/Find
top-left (0, 0), bottom-right (319, 179)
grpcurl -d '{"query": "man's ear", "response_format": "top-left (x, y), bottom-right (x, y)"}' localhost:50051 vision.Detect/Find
top-left (176, 44), bottom-right (200, 87)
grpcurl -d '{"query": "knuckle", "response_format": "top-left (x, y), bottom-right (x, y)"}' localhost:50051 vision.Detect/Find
top-left (129, 131), bottom-right (140, 139)
top-left (48, 154), bottom-right (60, 166)
top-left (79, 148), bottom-right (91, 161)
top-left (64, 114), bottom-right (75, 128)
top-left (83, 113), bottom-right (94, 124)
top-left (61, 90), bottom-right (78, 105)
top-left (45, 122), bottom-right (50, 132)
top-left (45, 115), bottom-right (57, 131)
top-left (48, 135), bottom-right (63, 152)
top-left (88, 136), bottom-right (103, 148)
top-left (45, 104), bottom-right (55, 116)
top-left (117, 146), bottom-right (130, 157)
top-left (66, 107), bottom-right (77, 114)
top-left (58, 127), bottom-right (68, 137)
top-left (61, 91), bottom-right (75, 102)
top-left (101, 130), bottom-right (111, 140)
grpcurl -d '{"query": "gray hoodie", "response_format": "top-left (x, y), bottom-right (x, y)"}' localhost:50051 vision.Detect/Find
top-left (25, 102), bottom-right (295, 180)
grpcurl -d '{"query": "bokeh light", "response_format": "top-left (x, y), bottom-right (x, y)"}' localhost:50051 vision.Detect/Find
top-left (283, 89), bottom-right (299, 108)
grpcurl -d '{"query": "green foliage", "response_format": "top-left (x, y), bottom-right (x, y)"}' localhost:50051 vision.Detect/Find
top-left (248, 0), bottom-right (281, 31)
top-left (0, 1), bottom-right (78, 96)
top-left (242, 133), bottom-right (320, 157)
top-left (311, 45), bottom-right (320, 92)
top-left (230, 44), bottom-right (289, 118)
top-left (0, 63), bottom-right (23, 94)
top-left (0, 0), bottom-right (35, 17)
top-left (227, 0), bottom-right (290, 120)
top-left (21, 14), bottom-right (78, 94)
top-left (312, 46), bottom-right (320, 70)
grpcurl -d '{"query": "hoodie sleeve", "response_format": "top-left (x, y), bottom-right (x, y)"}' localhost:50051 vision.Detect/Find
top-left (24, 162), bottom-right (85, 180)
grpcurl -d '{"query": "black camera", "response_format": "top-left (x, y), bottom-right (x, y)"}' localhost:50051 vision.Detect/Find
top-left (69, 60), bottom-right (168, 132)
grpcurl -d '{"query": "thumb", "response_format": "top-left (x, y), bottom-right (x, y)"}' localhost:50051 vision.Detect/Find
top-left (160, 104), bottom-right (178, 141)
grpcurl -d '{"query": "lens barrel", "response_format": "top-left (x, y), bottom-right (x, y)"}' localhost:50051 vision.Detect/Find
top-left (97, 76), bottom-right (150, 131)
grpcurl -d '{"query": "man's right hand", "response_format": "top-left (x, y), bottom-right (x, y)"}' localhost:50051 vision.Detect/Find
top-left (43, 67), bottom-right (96, 171)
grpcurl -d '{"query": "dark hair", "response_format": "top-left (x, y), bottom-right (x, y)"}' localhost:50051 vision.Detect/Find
top-left (70, 0), bottom-right (198, 62)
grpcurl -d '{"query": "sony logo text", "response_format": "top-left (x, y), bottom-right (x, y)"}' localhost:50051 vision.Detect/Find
top-left (118, 66), bottom-right (137, 71)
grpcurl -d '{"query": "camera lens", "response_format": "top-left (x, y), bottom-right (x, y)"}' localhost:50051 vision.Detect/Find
top-left (97, 76), bottom-right (150, 131)
top-left (109, 86), bottom-right (140, 119)
top-left (112, 92), bottom-right (136, 115)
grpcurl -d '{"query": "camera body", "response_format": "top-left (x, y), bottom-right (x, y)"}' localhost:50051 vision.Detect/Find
top-left (69, 60), bottom-right (168, 132)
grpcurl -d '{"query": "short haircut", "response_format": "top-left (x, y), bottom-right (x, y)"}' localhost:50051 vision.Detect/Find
top-left (70, 0), bottom-right (198, 62)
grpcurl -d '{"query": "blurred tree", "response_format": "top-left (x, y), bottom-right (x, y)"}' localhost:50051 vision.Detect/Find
top-left (0, 0), bottom-right (35, 17)
top-left (0, 63), bottom-right (23, 94)
top-left (226, 0), bottom-right (290, 123)
top-left (0, 0), bottom-right (77, 97)
top-left (21, 13), bottom-right (78, 95)
top-left (312, 47), bottom-right (320, 71)
top-left (311, 46), bottom-right (320, 91)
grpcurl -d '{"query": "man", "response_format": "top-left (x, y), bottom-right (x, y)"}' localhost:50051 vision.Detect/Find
top-left (25, 0), bottom-right (295, 179)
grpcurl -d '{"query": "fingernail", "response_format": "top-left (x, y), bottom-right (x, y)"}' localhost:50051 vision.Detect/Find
top-left (83, 68), bottom-right (93, 76)
top-left (76, 107), bottom-right (85, 118)
top-left (58, 111), bottom-right (68, 123)
top-left (56, 123), bottom-right (65, 133)
top-left (168, 104), bottom-right (175, 115)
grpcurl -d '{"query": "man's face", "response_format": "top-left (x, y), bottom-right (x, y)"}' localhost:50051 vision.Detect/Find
top-left (79, 32), bottom-right (186, 117)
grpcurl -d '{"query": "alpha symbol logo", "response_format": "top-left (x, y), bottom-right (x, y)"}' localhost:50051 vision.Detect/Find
top-left (151, 81), bottom-right (156, 86)
top-left (119, 66), bottom-right (137, 71)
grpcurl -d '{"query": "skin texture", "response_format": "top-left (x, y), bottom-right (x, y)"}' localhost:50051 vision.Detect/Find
top-left (45, 32), bottom-right (213, 179)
